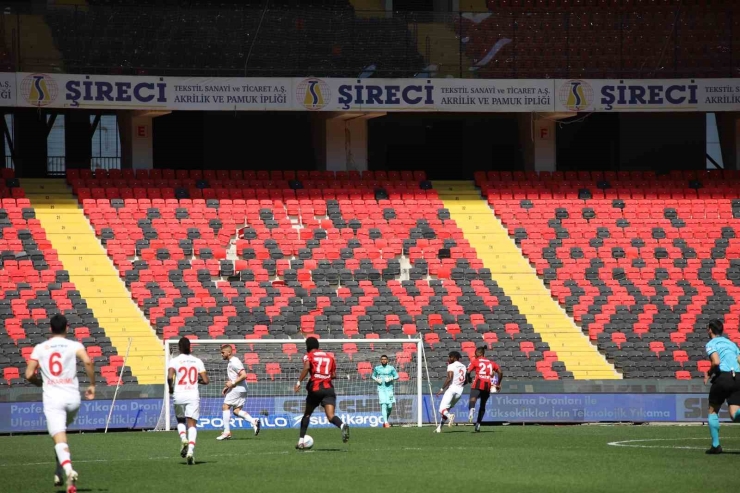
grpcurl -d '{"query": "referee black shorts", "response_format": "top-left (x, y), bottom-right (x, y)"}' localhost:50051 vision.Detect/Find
top-left (708, 372), bottom-right (740, 409)
top-left (305, 388), bottom-right (337, 412)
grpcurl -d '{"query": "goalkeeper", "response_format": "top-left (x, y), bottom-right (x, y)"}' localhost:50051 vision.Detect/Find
top-left (372, 355), bottom-right (399, 428)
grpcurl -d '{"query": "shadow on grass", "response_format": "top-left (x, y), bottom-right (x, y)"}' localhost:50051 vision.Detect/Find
top-left (299, 448), bottom-right (346, 453)
top-left (57, 489), bottom-right (108, 493)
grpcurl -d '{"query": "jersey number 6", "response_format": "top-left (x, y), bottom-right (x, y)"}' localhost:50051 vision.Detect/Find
top-left (49, 352), bottom-right (63, 376)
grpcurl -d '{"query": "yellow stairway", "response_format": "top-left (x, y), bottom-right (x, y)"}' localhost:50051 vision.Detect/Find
top-left (23, 179), bottom-right (164, 384)
top-left (434, 181), bottom-right (620, 379)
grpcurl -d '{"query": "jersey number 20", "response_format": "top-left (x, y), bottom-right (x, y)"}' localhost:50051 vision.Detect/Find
top-left (178, 367), bottom-right (198, 385)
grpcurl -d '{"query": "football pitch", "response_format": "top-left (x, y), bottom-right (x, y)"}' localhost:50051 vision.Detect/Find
top-left (1, 425), bottom-right (737, 493)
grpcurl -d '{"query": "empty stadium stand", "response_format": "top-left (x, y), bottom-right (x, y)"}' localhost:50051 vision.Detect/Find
top-left (435, 181), bottom-right (618, 379)
top-left (458, 5), bottom-right (736, 79)
top-left (25, 178), bottom-right (164, 384)
top-left (477, 169), bottom-right (730, 379)
top-left (42, 4), bottom-right (425, 77)
top-left (0, 174), bottom-right (136, 387)
top-left (1, 1), bottom-right (725, 78)
top-left (69, 168), bottom-right (575, 381)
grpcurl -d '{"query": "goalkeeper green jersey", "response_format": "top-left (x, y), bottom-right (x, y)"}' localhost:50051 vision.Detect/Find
top-left (373, 365), bottom-right (398, 389)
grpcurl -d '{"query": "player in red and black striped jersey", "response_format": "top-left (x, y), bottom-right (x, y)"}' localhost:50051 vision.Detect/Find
top-left (466, 347), bottom-right (502, 432)
top-left (293, 337), bottom-right (350, 449)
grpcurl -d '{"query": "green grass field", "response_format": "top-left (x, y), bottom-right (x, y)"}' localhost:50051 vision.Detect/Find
top-left (1, 425), bottom-right (738, 493)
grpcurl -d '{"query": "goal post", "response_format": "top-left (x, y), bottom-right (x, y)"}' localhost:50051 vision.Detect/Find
top-left (156, 338), bottom-right (429, 431)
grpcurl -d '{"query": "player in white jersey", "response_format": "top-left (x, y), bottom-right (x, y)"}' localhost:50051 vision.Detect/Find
top-left (24, 314), bottom-right (95, 493)
top-left (435, 351), bottom-right (467, 433)
top-left (216, 344), bottom-right (261, 440)
top-left (167, 337), bottom-right (209, 465)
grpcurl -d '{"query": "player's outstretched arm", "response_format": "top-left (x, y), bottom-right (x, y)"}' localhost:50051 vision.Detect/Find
top-left (167, 368), bottom-right (176, 394)
top-left (294, 360), bottom-right (311, 393)
top-left (438, 372), bottom-right (452, 396)
top-left (372, 367), bottom-right (382, 384)
top-left (198, 371), bottom-right (209, 385)
top-left (224, 368), bottom-right (247, 395)
top-left (24, 359), bottom-right (42, 387)
top-left (494, 368), bottom-right (503, 391)
top-left (197, 358), bottom-right (209, 385)
top-left (705, 353), bottom-right (721, 385)
top-left (76, 347), bottom-right (96, 399)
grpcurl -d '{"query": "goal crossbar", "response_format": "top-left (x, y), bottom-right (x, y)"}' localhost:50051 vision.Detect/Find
top-left (162, 338), bottom-right (425, 430)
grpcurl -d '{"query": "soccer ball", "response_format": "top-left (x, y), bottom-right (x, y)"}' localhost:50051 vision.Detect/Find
top-left (302, 435), bottom-right (314, 449)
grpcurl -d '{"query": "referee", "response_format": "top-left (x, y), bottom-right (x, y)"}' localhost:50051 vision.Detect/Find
top-left (704, 319), bottom-right (740, 454)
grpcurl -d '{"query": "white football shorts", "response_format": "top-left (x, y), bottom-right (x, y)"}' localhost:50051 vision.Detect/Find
top-left (44, 395), bottom-right (81, 437)
top-left (174, 398), bottom-right (200, 421)
top-left (223, 388), bottom-right (247, 409)
top-left (439, 387), bottom-right (463, 414)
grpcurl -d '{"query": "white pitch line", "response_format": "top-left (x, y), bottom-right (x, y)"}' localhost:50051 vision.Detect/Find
top-left (607, 437), bottom-right (740, 451)
top-left (0, 445), bottom-right (496, 468)
top-left (0, 450), bottom-right (290, 468)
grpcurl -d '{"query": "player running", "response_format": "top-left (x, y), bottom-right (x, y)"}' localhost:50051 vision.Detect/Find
top-left (168, 337), bottom-right (209, 465)
top-left (435, 351), bottom-right (467, 433)
top-left (216, 344), bottom-right (261, 440)
top-left (466, 347), bottom-right (502, 432)
top-left (24, 314), bottom-right (95, 493)
top-left (293, 337), bottom-right (350, 449)
top-left (704, 319), bottom-right (740, 454)
top-left (372, 355), bottom-right (399, 428)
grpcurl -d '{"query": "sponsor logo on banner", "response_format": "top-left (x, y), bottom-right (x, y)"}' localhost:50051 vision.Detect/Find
top-left (558, 79), bottom-right (592, 111)
top-left (680, 397), bottom-right (731, 420)
top-left (20, 73), bottom-right (58, 106)
top-left (65, 75), bottom-right (168, 108)
top-left (337, 80), bottom-right (434, 110)
top-left (297, 78), bottom-right (330, 110)
top-left (599, 81), bottom-right (698, 111)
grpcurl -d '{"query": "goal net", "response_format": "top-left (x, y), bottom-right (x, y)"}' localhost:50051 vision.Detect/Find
top-left (154, 338), bottom-right (428, 431)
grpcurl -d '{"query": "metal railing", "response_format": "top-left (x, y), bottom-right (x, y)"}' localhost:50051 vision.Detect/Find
top-left (0, 4), bottom-right (736, 79)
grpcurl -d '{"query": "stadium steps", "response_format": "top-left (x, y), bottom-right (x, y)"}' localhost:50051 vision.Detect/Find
top-left (10, 15), bottom-right (64, 72)
top-left (22, 178), bottom-right (164, 384)
top-left (413, 23), bottom-right (475, 78)
top-left (434, 181), bottom-right (621, 380)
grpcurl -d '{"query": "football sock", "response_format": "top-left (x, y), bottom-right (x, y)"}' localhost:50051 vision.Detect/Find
top-left (708, 413), bottom-right (720, 448)
top-left (236, 409), bottom-right (256, 426)
top-left (386, 404), bottom-right (393, 421)
top-left (477, 395), bottom-right (489, 424)
top-left (477, 405), bottom-right (486, 424)
top-left (54, 443), bottom-right (73, 475)
top-left (177, 423), bottom-right (187, 441)
top-left (187, 427), bottom-right (197, 453)
top-left (222, 410), bottom-right (231, 433)
top-left (441, 409), bottom-right (450, 420)
top-left (381, 404), bottom-right (389, 423)
top-left (733, 409), bottom-right (740, 423)
top-left (299, 416), bottom-right (310, 438)
top-left (54, 454), bottom-right (63, 478)
top-left (330, 416), bottom-right (343, 428)
top-left (468, 397), bottom-right (476, 411)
